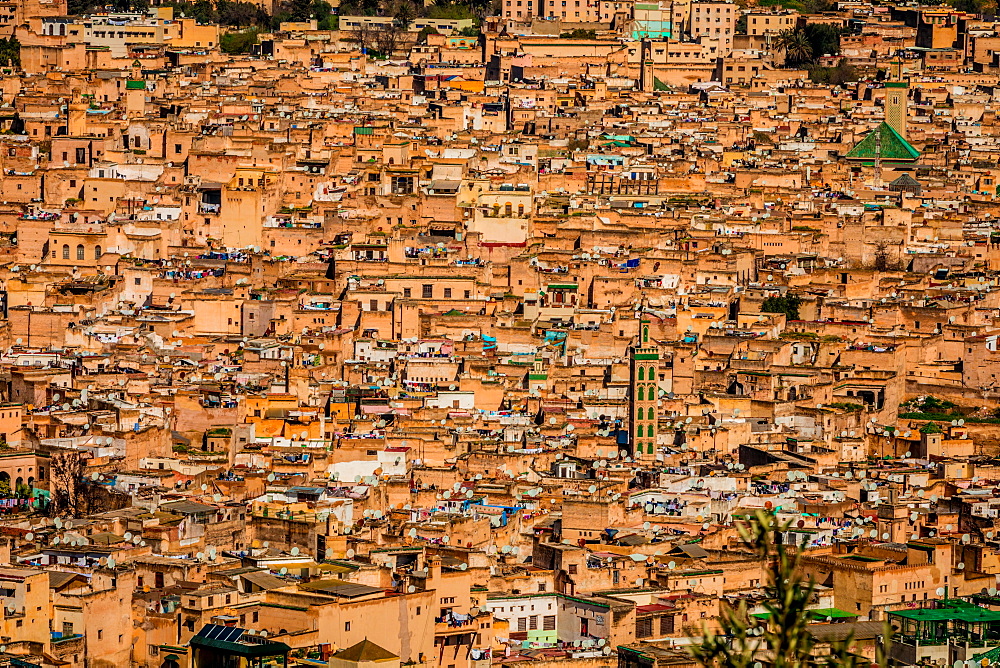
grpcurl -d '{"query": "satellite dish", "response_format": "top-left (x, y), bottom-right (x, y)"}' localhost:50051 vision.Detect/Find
top-left (291, 547), bottom-right (300, 556)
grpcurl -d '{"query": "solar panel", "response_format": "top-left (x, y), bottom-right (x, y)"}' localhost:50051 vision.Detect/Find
top-left (197, 624), bottom-right (247, 643)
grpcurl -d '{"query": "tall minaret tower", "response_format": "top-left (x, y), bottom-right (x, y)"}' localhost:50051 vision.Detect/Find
top-left (629, 319), bottom-right (659, 460)
top-left (884, 55), bottom-right (908, 139)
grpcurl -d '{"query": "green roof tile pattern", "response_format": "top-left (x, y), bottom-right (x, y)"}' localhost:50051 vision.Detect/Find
top-left (845, 121), bottom-right (920, 163)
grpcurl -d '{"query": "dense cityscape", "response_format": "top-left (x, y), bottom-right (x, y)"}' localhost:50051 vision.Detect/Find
top-left (0, 0), bottom-right (995, 666)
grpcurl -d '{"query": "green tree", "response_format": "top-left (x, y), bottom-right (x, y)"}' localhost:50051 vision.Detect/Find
top-left (803, 23), bottom-right (841, 59)
top-left (416, 25), bottom-right (440, 42)
top-left (948, 0), bottom-right (996, 15)
top-left (761, 294), bottom-right (802, 321)
top-left (216, 0), bottom-right (271, 26)
top-left (808, 58), bottom-right (857, 85)
top-left (775, 28), bottom-right (813, 66)
top-left (560, 28), bottom-right (597, 38)
top-left (426, 2), bottom-right (476, 19)
top-left (220, 27), bottom-right (260, 53)
top-left (0, 37), bottom-right (20, 68)
top-left (691, 511), bottom-right (884, 668)
top-left (392, 0), bottom-right (415, 29)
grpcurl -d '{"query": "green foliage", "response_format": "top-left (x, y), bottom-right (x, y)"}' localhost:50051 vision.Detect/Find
top-left (220, 27), bottom-right (260, 53)
top-left (338, 0), bottom-right (380, 15)
top-left (690, 511), bottom-right (882, 668)
top-left (416, 25), bottom-right (439, 42)
top-left (803, 23), bottom-right (842, 59)
top-left (560, 28), bottom-right (596, 38)
top-left (458, 25), bottom-right (481, 36)
top-left (825, 402), bottom-right (865, 412)
top-left (70, 0), bottom-right (148, 14)
top-left (920, 422), bottom-right (943, 434)
top-left (271, 0), bottom-right (335, 28)
top-left (756, 0), bottom-right (833, 11)
top-left (0, 37), bottom-right (19, 68)
top-left (161, 0), bottom-right (269, 25)
top-left (761, 294), bottom-right (802, 321)
top-left (735, 14), bottom-right (747, 33)
top-left (808, 59), bottom-right (857, 85)
top-left (779, 331), bottom-right (817, 340)
top-left (775, 24), bottom-right (841, 66)
top-left (902, 396), bottom-right (958, 413)
top-left (775, 28), bottom-right (812, 66)
top-left (218, 0), bottom-right (271, 26)
top-left (947, 0), bottom-right (996, 15)
top-left (900, 412), bottom-right (1000, 424)
top-left (426, 2), bottom-right (476, 19)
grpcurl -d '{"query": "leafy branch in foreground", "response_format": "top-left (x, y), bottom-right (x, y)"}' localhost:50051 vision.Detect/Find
top-left (689, 510), bottom-right (888, 668)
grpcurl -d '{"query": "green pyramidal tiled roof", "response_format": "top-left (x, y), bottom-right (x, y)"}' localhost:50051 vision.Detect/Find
top-left (845, 121), bottom-right (920, 162)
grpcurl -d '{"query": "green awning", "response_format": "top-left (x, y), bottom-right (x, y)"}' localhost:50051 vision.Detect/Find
top-left (753, 607), bottom-right (856, 621)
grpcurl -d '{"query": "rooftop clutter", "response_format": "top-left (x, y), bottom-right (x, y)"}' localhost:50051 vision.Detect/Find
top-left (0, 0), bottom-right (997, 667)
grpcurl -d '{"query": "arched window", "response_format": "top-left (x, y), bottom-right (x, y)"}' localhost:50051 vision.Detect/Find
top-left (647, 407), bottom-right (655, 420)
top-left (504, 202), bottom-right (513, 216)
top-left (76, 244), bottom-right (85, 260)
top-left (643, 325), bottom-right (649, 342)
top-left (637, 367), bottom-right (644, 381)
top-left (62, 244), bottom-right (70, 259)
top-left (637, 386), bottom-right (645, 401)
top-left (517, 204), bottom-right (525, 216)
top-left (94, 245), bottom-right (102, 260)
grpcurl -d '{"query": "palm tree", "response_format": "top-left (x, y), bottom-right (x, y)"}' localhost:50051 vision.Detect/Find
top-left (775, 28), bottom-right (813, 66)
